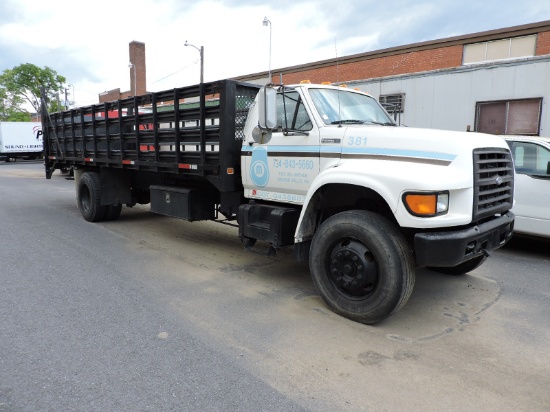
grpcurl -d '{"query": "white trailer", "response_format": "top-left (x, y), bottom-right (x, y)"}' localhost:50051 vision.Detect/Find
top-left (0, 122), bottom-right (43, 162)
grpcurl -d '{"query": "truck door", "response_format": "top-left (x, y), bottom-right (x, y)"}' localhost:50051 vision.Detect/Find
top-left (243, 90), bottom-right (320, 204)
top-left (508, 140), bottom-right (550, 236)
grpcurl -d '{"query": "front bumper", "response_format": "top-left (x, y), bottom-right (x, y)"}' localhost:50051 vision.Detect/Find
top-left (414, 212), bottom-right (514, 267)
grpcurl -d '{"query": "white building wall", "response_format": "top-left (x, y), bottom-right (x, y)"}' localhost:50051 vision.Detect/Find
top-left (351, 56), bottom-right (550, 136)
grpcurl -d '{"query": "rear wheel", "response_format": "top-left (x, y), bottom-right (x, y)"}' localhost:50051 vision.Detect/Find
top-left (309, 210), bottom-right (415, 324)
top-left (428, 255), bottom-right (486, 276)
top-left (77, 172), bottom-right (106, 222)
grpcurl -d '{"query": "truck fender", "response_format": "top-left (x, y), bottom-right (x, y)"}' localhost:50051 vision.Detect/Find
top-left (294, 165), bottom-right (400, 243)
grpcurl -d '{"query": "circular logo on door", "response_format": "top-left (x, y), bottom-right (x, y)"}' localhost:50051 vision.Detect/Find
top-left (250, 147), bottom-right (269, 187)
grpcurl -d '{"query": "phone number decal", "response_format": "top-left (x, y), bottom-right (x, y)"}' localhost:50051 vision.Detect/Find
top-left (272, 158), bottom-right (314, 169)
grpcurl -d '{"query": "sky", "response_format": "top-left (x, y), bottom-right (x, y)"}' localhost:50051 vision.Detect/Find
top-left (1, 0), bottom-right (549, 108)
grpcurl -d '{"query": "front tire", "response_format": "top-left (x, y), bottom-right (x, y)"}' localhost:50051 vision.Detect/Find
top-left (309, 210), bottom-right (415, 324)
top-left (77, 172), bottom-right (106, 222)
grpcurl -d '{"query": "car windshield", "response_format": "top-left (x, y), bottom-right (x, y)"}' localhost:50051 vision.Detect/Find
top-left (308, 88), bottom-right (395, 126)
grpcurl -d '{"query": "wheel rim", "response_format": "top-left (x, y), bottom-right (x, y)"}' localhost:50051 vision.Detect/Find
top-left (80, 186), bottom-right (91, 213)
top-left (327, 238), bottom-right (379, 299)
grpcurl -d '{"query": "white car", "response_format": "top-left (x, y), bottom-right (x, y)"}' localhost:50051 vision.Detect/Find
top-left (504, 136), bottom-right (550, 238)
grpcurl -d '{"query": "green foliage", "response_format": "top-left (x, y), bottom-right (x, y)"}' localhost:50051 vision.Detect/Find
top-left (0, 63), bottom-right (66, 118)
top-left (6, 111), bottom-right (32, 122)
top-left (0, 87), bottom-right (31, 121)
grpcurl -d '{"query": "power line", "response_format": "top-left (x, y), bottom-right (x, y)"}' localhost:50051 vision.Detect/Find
top-left (151, 60), bottom-right (200, 84)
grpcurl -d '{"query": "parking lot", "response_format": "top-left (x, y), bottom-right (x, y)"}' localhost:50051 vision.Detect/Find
top-left (1, 161), bottom-right (549, 411)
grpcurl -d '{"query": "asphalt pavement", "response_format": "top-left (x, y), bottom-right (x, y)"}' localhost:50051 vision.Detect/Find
top-left (1, 161), bottom-right (549, 411)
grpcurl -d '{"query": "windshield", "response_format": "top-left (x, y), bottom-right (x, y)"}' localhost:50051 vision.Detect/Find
top-left (309, 88), bottom-right (395, 126)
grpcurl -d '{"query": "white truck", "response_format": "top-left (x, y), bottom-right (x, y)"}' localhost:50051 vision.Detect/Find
top-left (40, 80), bottom-right (515, 324)
top-left (0, 121), bottom-right (43, 162)
top-left (504, 135), bottom-right (550, 238)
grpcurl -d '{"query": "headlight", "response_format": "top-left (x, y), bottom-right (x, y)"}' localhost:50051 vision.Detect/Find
top-left (403, 191), bottom-right (449, 217)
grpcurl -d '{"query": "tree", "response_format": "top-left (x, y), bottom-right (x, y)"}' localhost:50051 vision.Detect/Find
top-left (0, 87), bottom-right (31, 121)
top-left (0, 63), bottom-right (66, 118)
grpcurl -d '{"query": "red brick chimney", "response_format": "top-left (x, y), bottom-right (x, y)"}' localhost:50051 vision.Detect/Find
top-left (129, 41), bottom-right (146, 96)
top-left (98, 41), bottom-right (147, 103)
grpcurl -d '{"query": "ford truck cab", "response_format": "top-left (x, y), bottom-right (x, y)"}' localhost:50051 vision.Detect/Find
top-left (240, 83), bottom-right (514, 322)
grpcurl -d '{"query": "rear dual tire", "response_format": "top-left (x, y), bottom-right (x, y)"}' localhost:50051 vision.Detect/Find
top-left (77, 172), bottom-right (122, 222)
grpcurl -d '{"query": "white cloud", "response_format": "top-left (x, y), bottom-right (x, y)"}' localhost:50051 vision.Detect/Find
top-left (1, 0), bottom-right (549, 107)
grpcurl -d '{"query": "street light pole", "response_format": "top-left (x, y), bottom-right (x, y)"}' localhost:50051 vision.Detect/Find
top-left (184, 40), bottom-right (204, 84)
top-left (57, 84), bottom-right (62, 112)
top-left (263, 16), bottom-right (272, 83)
top-left (184, 40), bottom-right (206, 165)
top-left (69, 84), bottom-right (75, 107)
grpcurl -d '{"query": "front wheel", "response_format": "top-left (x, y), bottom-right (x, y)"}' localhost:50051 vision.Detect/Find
top-left (309, 210), bottom-right (415, 324)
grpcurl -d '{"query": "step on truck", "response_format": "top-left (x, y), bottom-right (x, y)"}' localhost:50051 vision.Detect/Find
top-left (40, 79), bottom-right (515, 324)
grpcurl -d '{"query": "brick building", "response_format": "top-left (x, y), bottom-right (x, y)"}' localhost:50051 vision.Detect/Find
top-left (237, 20), bottom-right (550, 86)
top-left (109, 20), bottom-right (550, 135)
top-left (236, 20), bottom-right (550, 136)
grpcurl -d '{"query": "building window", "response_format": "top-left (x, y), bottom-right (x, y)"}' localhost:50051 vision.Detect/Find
top-left (379, 93), bottom-right (405, 113)
top-left (475, 98), bottom-right (542, 135)
top-left (463, 35), bottom-right (536, 64)
top-left (378, 93), bottom-right (404, 124)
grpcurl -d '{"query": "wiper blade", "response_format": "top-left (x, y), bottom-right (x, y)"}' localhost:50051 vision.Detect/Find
top-left (331, 119), bottom-right (397, 126)
top-left (364, 121), bottom-right (397, 126)
top-left (330, 119), bottom-right (365, 125)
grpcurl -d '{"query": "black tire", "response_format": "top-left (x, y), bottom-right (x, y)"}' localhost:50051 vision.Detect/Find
top-left (104, 204), bottom-right (122, 221)
top-left (77, 172), bottom-right (106, 222)
top-left (428, 255), bottom-right (486, 276)
top-left (309, 210), bottom-right (415, 324)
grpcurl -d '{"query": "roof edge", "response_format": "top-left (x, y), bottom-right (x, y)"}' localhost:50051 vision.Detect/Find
top-left (234, 19), bottom-right (550, 80)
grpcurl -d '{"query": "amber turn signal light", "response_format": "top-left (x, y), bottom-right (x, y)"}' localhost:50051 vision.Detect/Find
top-left (403, 192), bottom-right (449, 217)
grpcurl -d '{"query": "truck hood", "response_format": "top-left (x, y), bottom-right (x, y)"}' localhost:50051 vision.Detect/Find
top-left (348, 126), bottom-right (509, 158)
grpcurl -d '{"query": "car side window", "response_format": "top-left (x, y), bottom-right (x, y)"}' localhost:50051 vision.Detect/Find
top-left (510, 141), bottom-right (550, 176)
top-left (276, 91), bottom-right (313, 132)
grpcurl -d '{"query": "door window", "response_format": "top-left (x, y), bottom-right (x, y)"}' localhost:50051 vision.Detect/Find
top-left (276, 91), bottom-right (313, 132)
top-left (507, 140), bottom-right (550, 176)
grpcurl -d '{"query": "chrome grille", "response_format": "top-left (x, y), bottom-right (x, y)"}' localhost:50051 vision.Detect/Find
top-left (473, 148), bottom-right (514, 221)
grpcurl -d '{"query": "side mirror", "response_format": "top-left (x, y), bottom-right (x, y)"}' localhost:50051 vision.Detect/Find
top-left (258, 86), bottom-right (277, 129)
